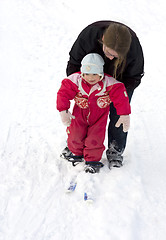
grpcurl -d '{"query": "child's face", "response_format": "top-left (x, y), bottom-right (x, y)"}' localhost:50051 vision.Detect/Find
top-left (82, 73), bottom-right (101, 85)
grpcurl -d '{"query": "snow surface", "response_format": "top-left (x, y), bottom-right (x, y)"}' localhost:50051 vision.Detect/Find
top-left (1, 0), bottom-right (166, 239)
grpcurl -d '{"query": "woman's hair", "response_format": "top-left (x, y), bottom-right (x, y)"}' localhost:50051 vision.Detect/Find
top-left (102, 23), bottom-right (132, 79)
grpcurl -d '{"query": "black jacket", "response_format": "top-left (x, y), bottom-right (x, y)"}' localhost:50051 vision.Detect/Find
top-left (66, 21), bottom-right (144, 91)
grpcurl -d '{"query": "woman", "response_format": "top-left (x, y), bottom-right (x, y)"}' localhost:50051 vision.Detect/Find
top-left (65, 20), bottom-right (144, 168)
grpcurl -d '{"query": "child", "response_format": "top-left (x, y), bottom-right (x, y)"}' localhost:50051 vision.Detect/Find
top-left (57, 53), bottom-right (131, 173)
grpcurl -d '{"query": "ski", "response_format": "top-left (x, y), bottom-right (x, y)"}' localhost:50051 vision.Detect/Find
top-left (84, 192), bottom-right (94, 203)
top-left (65, 162), bottom-right (84, 193)
top-left (66, 178), bottom-right (77, 193)
top-left (64, 162), bottom-right (98, 203)
top-left (66, 174), bottom-right (95, 203)
top-left (66, 182), bottom-right (94, 202)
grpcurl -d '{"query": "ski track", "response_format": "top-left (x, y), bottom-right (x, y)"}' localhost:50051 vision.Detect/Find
top-left (1, 0), bottom-right (166, 239)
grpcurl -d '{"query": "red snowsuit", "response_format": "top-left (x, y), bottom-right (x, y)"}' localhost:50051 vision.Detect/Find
top-left (57, 72), bottom-right (131, 162)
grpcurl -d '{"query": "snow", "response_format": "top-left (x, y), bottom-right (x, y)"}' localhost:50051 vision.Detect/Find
top-left (1, 0), bottom-right (166, 239)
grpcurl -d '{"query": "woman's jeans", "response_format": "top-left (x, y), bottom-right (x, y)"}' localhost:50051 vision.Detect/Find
top-left (107, 90), bottom-right (134, 153)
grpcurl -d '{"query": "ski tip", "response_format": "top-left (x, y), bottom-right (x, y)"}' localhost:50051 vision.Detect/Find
top-left (85, 199), bottom-right (94, 204)
top-left (66, 188), bottom-right (74, 193)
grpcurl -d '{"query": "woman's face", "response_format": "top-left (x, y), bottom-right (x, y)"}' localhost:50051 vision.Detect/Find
top-left (103, 44), bottom-right (119, 60)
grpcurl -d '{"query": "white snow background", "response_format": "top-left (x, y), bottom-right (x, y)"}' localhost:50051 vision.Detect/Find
top-left (0, 0), bottom-right (166, 239)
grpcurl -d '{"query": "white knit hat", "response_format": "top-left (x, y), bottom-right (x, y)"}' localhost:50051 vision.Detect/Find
top-left (81, 53), bottom-right (104, 78)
